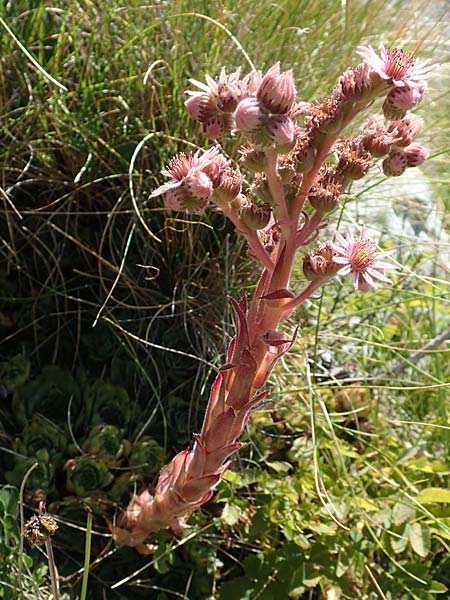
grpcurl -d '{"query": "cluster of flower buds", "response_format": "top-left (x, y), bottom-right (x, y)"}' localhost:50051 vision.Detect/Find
top-left (115, 45), bottom-right (432, 546)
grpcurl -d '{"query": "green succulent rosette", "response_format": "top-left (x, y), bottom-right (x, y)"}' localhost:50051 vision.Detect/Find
top-left (82, 424), bottom-right (129, 466)
top-left (84, 380), bottom-right (130, 429)
top-left (129, 437), bottom-right (165, 477)
top-left (12, 366), bottom-right (82, 429)
top-left (5, 448), bottom-right (55, 492)
top-left (16, 418), bottom-right (67, 465)
top-left (65, 455), bottom-right (114, 497)
top-left (0, 354), bottom-right (30, 392)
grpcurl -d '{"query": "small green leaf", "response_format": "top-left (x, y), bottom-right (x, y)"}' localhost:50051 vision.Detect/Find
top-left (221, 503), bottom-right (241, 526)
top-left (391, 524), bottom-right (410, 554)
top-left (415, 488), bottom-right (450, 504)
top-left (0, 485), bottom-right (19, 516)
top-left (352, 497), bottom-right (378, 512)
top-left (266, 461), bottom-right (292, 473)
top-left (430, 581), bottom-right (448, 594)
top-left (393, 502), bottom-right (416, 526)
top-left (409, 522), bottom-right (431, 557)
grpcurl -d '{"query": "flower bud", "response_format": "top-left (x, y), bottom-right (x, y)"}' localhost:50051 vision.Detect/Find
top-left (184, 93), bottom-right (212, 122)
top-left (382, 151), bottom-right (407, 176)
top-left (204, 115), bottom-right (225, 139)
top-left (257, 63), bottom-right (297, 114)
top-left (266, 114), bottom-right (296, 151)
top-left (292, 133), bottom-right (316, 173)
top-left (385, 83), bottom-right (426, 111)
top-left (382, 99), bottom-right (407, 121)
top-left (240, 202), bottom-right (272, 230)
top-left (388, 115), bottom-right (423, 148)
top-left (404, 143), bottom-right (430, 167)
top-left (234, 97), bottom-right (265, 132)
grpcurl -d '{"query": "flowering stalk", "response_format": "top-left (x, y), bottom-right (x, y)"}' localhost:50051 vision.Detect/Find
top-left (113, 46), bottom-right (431, 548)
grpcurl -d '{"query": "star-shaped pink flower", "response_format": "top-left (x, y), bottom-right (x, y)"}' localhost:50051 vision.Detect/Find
top-left (332, 226), bottom-right (397, 292)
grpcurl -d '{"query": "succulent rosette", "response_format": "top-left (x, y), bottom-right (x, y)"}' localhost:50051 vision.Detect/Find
top-left (6, 448), bottom-right (55, 493)
top-left (82, 424), bottom-right (128, 466)
top-left (16, 418), bottom-right (67, 462)
top-left (84, 380), bottom-right (130, 429)
top-left (12, 366), bottom-right (82, 429)
top-left (0, 354), bottom-right (30, 392)
top-left (65, 455), bottom-right (114, 497)
top-left (129, 437), bottom-right (165, 478)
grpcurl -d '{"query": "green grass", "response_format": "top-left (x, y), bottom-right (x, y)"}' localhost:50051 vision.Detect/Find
top-left (0, 0), bottom-right (449, 598)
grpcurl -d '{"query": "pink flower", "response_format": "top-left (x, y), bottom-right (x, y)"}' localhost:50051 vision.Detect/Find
top-left (150, 147), bottom-right (226, 214)
top-left (357, 46), bottom-right (432, 89)
top-left (332, 227), bottom-right (396, 291)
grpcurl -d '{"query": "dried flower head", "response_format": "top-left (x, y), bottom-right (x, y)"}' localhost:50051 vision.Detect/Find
top-left (240, 201), bottom-right (272, 230)
top-left (213, 168), bottom-right (243, 205)
top-left (357, 46), bottom-right (432, 90)
top-left (23, 513), bottom-right (58, 547)
top-left (332, 226), bottom-right (396, 291)
top-left (309, 167), bottom-right (342, 213)
top-left (339, 63), bottom-right (373, 102)
top-left (303, 242), bottom-right (342, 281)
top-left (336, 138), bottom-right (373, 180)
top-left (239, 145), bottom-right (267, 172)
top-left (361, 116), bottom-right (397, 157)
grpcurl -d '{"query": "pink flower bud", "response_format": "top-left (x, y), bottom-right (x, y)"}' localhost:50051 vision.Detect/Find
top-left (382, 100), bottom-right (407, 121)
top-left (204, 115), bottom-right (225, 139)
top-left (404, 143), bottom-right (430, 167)
top-left (234, 97), bottom-right (265, 132)
top-left (266, 114), bottom-right (295, 150)
top-left (257, 62), bottom-right (297, 114)
top-left (388, 115), bottom-right (423, 148)
top-left (185, 94), bottom-right (208, 120)
top-left (382, 151), bottom-right (407, 176)
top-left (385, 83), bottom-right (426, 111)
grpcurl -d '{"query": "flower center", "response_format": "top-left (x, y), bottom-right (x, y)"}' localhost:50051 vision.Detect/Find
top-left (385, 49), bottom-right (414, 81)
